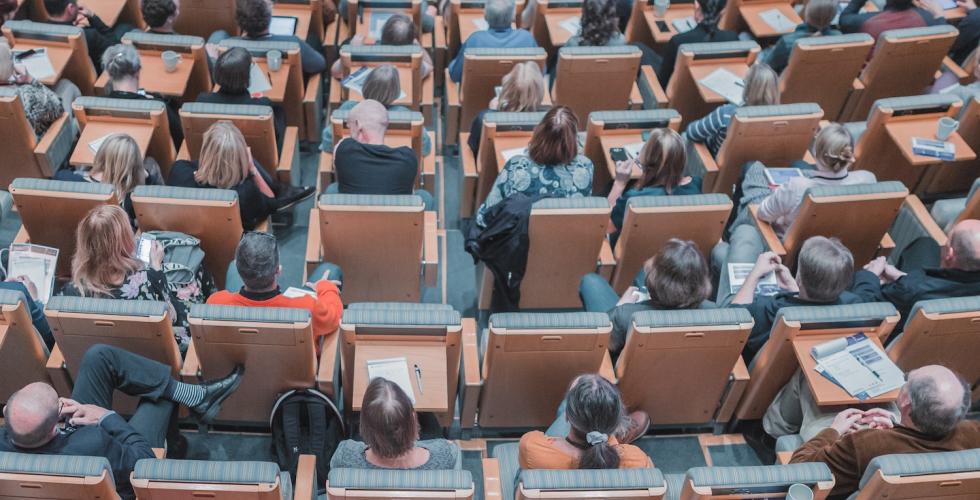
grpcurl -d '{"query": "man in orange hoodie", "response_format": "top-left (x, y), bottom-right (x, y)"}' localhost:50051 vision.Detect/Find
top-left (207, 232), bottom-right (343, 356)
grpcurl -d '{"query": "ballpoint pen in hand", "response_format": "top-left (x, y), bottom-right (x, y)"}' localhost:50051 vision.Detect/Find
top-left (414, 364), bottom-right (424, 394)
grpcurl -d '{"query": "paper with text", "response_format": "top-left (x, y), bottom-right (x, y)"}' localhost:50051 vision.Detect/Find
top-left (366, 357), bottom-right (416, 404)
top-left (698, 68), bottom-right (744, 105)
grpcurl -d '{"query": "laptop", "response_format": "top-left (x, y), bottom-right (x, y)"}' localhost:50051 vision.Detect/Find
top-left (269, 15), bottom-right (298, 36)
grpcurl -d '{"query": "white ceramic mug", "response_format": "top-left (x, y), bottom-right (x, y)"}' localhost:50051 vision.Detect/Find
top-left (161, 51), bottom-right (181, 72)
top-left (936, 116), bottom-right (959, 141)
top-left (654, 0), bottom-right (670, 18)
top-left (786, 483), bottom-right (814, 500)
top-left (267, 50), bottom-right (283, 72)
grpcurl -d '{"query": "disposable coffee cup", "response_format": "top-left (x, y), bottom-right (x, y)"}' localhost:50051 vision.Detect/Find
top-left (267, 50), bottom-right (283, 72)
top-left (161, 51), bottom-right (181, 73)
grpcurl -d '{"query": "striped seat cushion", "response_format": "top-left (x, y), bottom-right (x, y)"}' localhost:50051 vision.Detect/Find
top-left (342, 44), bottom-right (422, 57)
top-left (520, 468), bottom-right (666, 491)
top-left (871, 94), bottom-right (960, 117)
top-left (181, 102), bottom-right (273, 117)
top-left (122, 32), bottom-right (205, 48)
top-left (776, 302), bottom-right (898, 324)
top-left (73, 96), bottom-right (165, 113)
top-left (490, 312), bottom-right (611, 330)
top-left (558, 45), bottom-right (640, 57)
top-left (46, 297), bottom-right (168, 317)
top-left (678, 40), bottom-right (759, 56)
top-left (4, 20), bottom-right (80, 37)
top-left (133, 185), bottom-right (238, 202)
top-left (327, 468), bottom-right (473, 490)
top-left (342, 307), bottom-right (461, 327)
top-left (0, 452), bottom-right (110, 478)
top-left (347, 302), bottom-right (455, 312)
top-left (805, 180), bottom-right (907, 199)
top-left (484, 111), bottom-right (548, 126)
top-left (532, 197), bottom-right (608, 210)
top-left (794, 33), bottom-right (872, 47)
top-left (218, 39), bottom-right (299, 55)
top-left (331, 108), bottom-right (423, 124)
top-left (588, 109), bottom-right (680, 126)
top-left (318, 193), bottom-right (423, 207)
top-left (858, 449), bottom-right (980, 488)
top-left (465, 47), bottom-right (545, 57)
top-left (627, 193), bottom-right (731, 209)
top-left (735, 103), bottom-right (822, 119)
top-left (491, 443), bottom-right (521, 500)
top-left (189, 304), bottom-right (311, 323)
top-left (632, 308), bottom-right (753, 329)
top-left (11, 177), bottom-right (114, 195)
top-left (132, 459), bottom-right (280, 484)
top-left (686, 463), bottom-right (833, 489)
top-left (0, 288), bottom-right (25, 306)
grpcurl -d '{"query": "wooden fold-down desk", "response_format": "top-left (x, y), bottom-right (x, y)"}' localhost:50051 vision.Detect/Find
top-left (351, 343), bottom-right (449, 412)
top-left (71, 121), bottom-right (153, 167)
top-left (647, 4), bottom-right (698, 45)
top-left (599, 133), bottom-right (646, 181)
top-left (543, 10), bottom-right (579, 48)
top-left (95, 50), bottom-right (194, 98)
top-left (885, 120), bottom-right (976, 167)
top-left (690, 64), bottom-right (751, 104)
top-left (10, 43), bottom-right (71, 86)
top-left (792, 335), bottom-right (900, 407)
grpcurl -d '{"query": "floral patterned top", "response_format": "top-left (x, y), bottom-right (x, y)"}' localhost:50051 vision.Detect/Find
top-left (475, 154), bottom-right (594, 227)
top-left (2, 81), bottom-right (63, 137)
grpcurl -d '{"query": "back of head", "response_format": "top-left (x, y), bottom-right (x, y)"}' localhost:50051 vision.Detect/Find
top-left (359, 377), bottom-right (419, 459)
top-left (797, 236), bottom-right (854, 302)
top-left (44, 0), bottom-right (73, 17)
top-left (564, 374), bottom-right (624, 469)
top-left (0, 41), bottom-right (13, 82)
top-left (742, 63), bottom-right (780, 107)
top-left (905, 365), bottom-right (970, 438)
top-left (236, 0), bottom-right (272, 36)
top-left (214, 47), bottom-right (253, 95)
top-left (527, 105), bottom-right (578, 166)
top-left (381, 14), bottom-right (416, 45)
top-left (235, 231), bottom-right (279, 291)
top-left (72, 204), bottom-right (140, 296)
top-left (361, 65), bottom-right (401, 107)
top-left (141, 0), bottom-right (178, 29)
top-left (804, 0), bottom-right (838, 31)
top-left (485, 0), bottom-right (516, 30)
top-left (812, 123), bottom-right (855, 173)
top-left (198, 121), bottom-right (250, 188)
top-left (348, 99), bottom-right (389, 139)
top-left (948, 219), bottom-right (980, 271)
top-left (102, 44), bottom-right (141, 82)
top-left (0, 0), bottom-right (18, 19)
top-left (4, 383), bottom-right (60, 448)
top-left (498, 61), bottom-right (544, 112)
top-left (695, 0), bottom-right (724, 33)
top-left (637, 128), bottom-right (687, 192)
top-left (92, 134), bottom-right (146, 200)
top-left (645, 239), bottom-right (712, 309)
top-left (885, 0), bottom-right (914, 10)
top-left (579, 0), bottom-right (619, 47)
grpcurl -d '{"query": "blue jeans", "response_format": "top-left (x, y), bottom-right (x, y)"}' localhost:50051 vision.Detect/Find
top-left (546, 399), bottom-right (571, 437)
top-left (325, 182), bottom-right (435, 211)
top-left (225, 262), bottom-right (342, 292)
top-left (579, 273), bottom-right (619, 313)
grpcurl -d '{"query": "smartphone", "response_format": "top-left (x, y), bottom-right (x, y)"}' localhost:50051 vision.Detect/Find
top-left (655, 20), bottom-right (669, 32)
top-left (136, 234), bottom-right (155, 264)
top-left (609, 147), bottom-right (629, 162)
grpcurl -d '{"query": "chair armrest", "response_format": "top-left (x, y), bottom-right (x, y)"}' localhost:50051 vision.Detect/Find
top-left (628, 82), bottom-right (643, 110)
top-left (328, 77), bottom-right (342, 108)
top-left (483, 458), bottom-right (503, 500)
top-left (460, 318), bottom-right (482, 429)
top-left (690, 141), bottom-right (720, 193)
top-left (445, 68), bottom-right (460, 145)
top-left (13, 225), bottom-right (30, 244)
top-left (776, 451), bottom-right (793, 465)
top-left (599, 350), bottom-right (617, 384)
top-left (303, 76), bottom-right (324, 143)
top-left (176, 143), bottom-right (192, 162)
top-left (878, 232), bottom-right (895, 258)
top-left (423, 211), bottom-right (439, 288)
top-left (305, 207), bottom-right (322, 281)
top-left (33, 113), bottom-right (75, 176)
top-left (318, 151), bottom-right (333, 192)
top-left (638, 65), bottom-right (667, 109)
top-left (432, 16), bottom-right (447, 88)
top-left (885, 194), bottom-right (948, 264)
top-left (716, 355), bottom-right (749, 424)
top-left (942, 56), bottom-right (970, 85)
top-left (277, 126), bottom-right (300, 184)
top-left (45, 345), bottom-right (72, 397)
top-left (903, 194), bottom-right (948, 246)
top-left (94, 71), bottom-right (109, 96)
top-left (749, 205), bottom-right (787, 256)
top-left (152, 448), bottom-right (165, 459)
top-left (180, 341), bottom-right (201, 380)
top-left (460, 132), bottom-right (478, 218)
top-left (421, 146), bottom-right (437, 191)
top-left (293, 455), bottom-right (317, 500)
top-left (316, 331), bottom-right (339, 398)
top-left (597, 239), bottom-right (616, 280)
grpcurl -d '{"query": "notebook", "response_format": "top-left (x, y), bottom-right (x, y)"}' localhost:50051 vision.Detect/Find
top-left (13, 48), bottom-right (56, 81)
top-left (366, 357), bottom-right (416, 404)
top-left (7, 243), bottom-right (58, 304)
top-left (88, 134), bottom-right (113, 154)
top-left (759, 8), bottom-right (797, 32)
top-left (811, 333), bottom-right (904, 399)
top-left (698, 68), bottom-right (744, 105)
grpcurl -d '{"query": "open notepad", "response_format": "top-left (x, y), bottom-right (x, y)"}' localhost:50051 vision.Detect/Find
top-left (7, 243), bottom-right (58, 304)
top-left (14, 48), bottom-right (56, 81)
top-left (366, 357), bottom-right (416, 404)
top-left (341, 67), bottom-right (408, 100)
top-left (758, 8), bottom-right (796, 32)
top-left (698, 68), bottom-right (744, 105)
top-left (248, 63), bottom-right (273, 95)
top-left (811, 333), bottom-right (904, 400)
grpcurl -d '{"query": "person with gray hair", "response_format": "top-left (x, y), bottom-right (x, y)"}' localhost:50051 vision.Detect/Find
top-left (785, 364), bottom-right (980, 497)
top-left (448, 0), bottom-right (538, 82)
top-left (208, 232), bottom-right (343, 357)
top-left (101, 44), bottom-right (184, 148)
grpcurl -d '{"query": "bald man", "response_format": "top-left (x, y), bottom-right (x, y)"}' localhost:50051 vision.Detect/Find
top-left (0, 344), bottom-right (242, 499)
top-left (789, 365), bottom-right (979, 496)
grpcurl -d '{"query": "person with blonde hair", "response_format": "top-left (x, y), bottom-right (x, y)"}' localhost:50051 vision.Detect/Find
top-left (685, 63), bottom-right (780, 156)
top-left (168, 121), bottom-right (314, 230)
top-left (468, 61), bottom-right (547, 156)
top-left (763, 0), bottom-right (841, 73)
top-left (0, 41), bottom-right (64, 137)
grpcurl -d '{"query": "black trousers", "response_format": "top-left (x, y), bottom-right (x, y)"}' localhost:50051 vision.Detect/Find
top-left (71, 345), bottom-right (176, 447)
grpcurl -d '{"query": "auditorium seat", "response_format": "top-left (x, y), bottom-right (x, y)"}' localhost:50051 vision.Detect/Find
top-left (182, 305), bottom-right (318, 424)
top-left (333, 45), bottom-right (429, 116)
top-left (886, 193), bottom-right (948, 268)
top-left (918, 91), bottom-right (980, 196)
top-left (552, 46), bottom-right (643, 126)
top-left (850, 449), bottom-right (980, 499)
top-left (71, 97), bottom-right (177, 171)
top-left (327, 468), bottom-right (474, 499)
top-left (673, 463), bottom-right (834, 500)
top-left (749, 181), bottom-right (908, 269)
top-left (734, 302), bottom-right (900, 423)
top-left (131, 456), bottom-right (316, 499)
top-left (132, 186), bottom-right (247, 290)
top-left (338, 304), bottom-right (463, 426)
top-left (930, 177), bottom-right (980, 230)
top-left (465, 111), bottom-right (547, 218)
top-left (108, 32), bottom-right (212, 104)
top-left (616, 309), bottom-right (753, 428)
top-left (2, 20), bottom-right (97, 95)
top-left (839, 25), bottom-right (958, 122)
top-left (26, 0), bottom-right (144, 27)
top-left (583, 109), bottom-right (683, 191)
top-left (0, 289), bottom-right (53, 404)
top-left (305, 194), bottom-right (440, 303)
top-left (0, 451), bottom-right (118, 499)
top-left (663, 41), bottom-right (760, 128)
top-left (610, 194), bottom-right (732, 293)
top-left (9, 178), bottom-right (116, 277)
top-left (485, 442), bottom-right (667, 500)
top-left (461, 312), bottom-right (612, 429)
top-left (179, 103), bottom-right (301, 183)
top-left (345, 0), bottom-right (424, 39)
top-left (0, 87), bottom-right (75, 190)
top-left (173, 0), bottom-right (238, 40)
top-left (273, 0), bottom-right (326, 46)
top-left (687, 103), bottom-right (823, 195)
top-left (779, 34), bottom-right (874, 121)
top-left (446, 0), bottom-right (525, 58)
top-left (719, 0), bottom-right (802, 39)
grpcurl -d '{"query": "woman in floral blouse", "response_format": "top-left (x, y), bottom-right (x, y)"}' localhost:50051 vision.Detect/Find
top-left (475, 106), bottom-right (594, 227)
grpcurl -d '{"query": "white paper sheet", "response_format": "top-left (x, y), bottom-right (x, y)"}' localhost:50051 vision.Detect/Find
top-left (728, 263), bottom-right (780, 296)
top-left (366, 357), bottom-right (416, 404)
top-left (759, 8), bottom-right (797, 32)
top-left (624, 141), bottom-right (644, 160)
top-left (88, 134), bottom-right (113, 154)
top-left (369, 12), bottom-right (395, 39)
top-left (560, 16), bottom-right (581, 35)
top-left (501, 147), bottom-right (528, 162)
top-left (283, 287), bottom-right (316, 298)
top-left (472, 18), bottom-right (489, 30)
top-left (15, 48), bottom-right (56, 81)
top-left (698, 68), bottom-right (745, 105)
top-left (8, 243), bottom-right (59, 304)
top-left (341, 66), bottom-right (407, 100)
top-left (811, 333), bottom-right (905, 399)
top-left (672, 16), bottom-right (697, 33)
top-left (248, 63), bottom-right (273, 95)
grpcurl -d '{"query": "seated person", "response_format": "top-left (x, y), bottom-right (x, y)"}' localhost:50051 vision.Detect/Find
top-left (337, 0), bottom-right (437, 34)
top-left (0, 41), bottom-right (64, 136)
top-left (685, 62), bottom-right (780, 157)
top-left (475, 105), bottom-right (594, 227)
top-left (655, 0), bottom-right (737, 86)
top-left (950, 5), bottom-right (979, 64)
top-left (331, 377), bottom-right (459, 469)
top-left (197, 47), bottom-right (286, 152)
top-left (101, 44), bottom-right (184, 149)
top-left (321, 64), bottom-right (432, 156)
top-left (763, 0), bottom-right (840, 73)
top-left (580, 239), bottom-right (713, 356)
top-left (448, 0), bottom-right (537, 83)
top-left (0, 0), bottom-right (17, 27)
top-left (720, 236), bottom-right (878, 362)
top-left (607, 128), bottom-right (701, 245)
top-left (54, 133), bottom-right (162, 228)
top-left (332, 14), bottom-right (434, 80)
top-left (787, 364), bottom-right (979, 497)
top-left (208, 232), bottom-right (343, 356)
top-left (565, 0), bottom-right (625, 47)
top-left (168, 121), bottom-right (314, 230)
top-left (944, 45), bottom-right (980, 103)
top-left (468, 61), bottom-right (547, 157)
top-left (840, 0), bottom-right (946, 43)
top-left (42, 0), bottom-right (124, 72)
top-left (0, 345), bottom-right (243, 499)
top-left (140, 0), bottom-right (181, 35)
top-left (755, 124), bottom-right (876, 236)
top-left (229, 0), bottom-right (327, 77)
top-left (520, 374), bottom-right (652, 469)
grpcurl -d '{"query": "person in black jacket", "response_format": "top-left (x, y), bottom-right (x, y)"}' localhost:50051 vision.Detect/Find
top-left (197, 47), bottom-right (285, 152)
top-left (950, 1), bottom-right (979, 64)
top-left (101, 44), bottom-right (184, 150)
top-left (0, 344), bottom-right (243, 500)
top-left (43, 0), bottom-right (126, 72)
top-left (655, 0), bottom-right (737, 86)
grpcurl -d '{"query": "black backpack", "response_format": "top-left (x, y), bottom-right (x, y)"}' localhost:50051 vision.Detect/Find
top-left (270, 388), bottom-right (344, 493)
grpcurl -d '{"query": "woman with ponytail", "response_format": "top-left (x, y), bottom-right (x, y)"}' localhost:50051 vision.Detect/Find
top-left (519, 375), bottom-right (652, 469)
top-left (655, 0), bottom-right (737, 86)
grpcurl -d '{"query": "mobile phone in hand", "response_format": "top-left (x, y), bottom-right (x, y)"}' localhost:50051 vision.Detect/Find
top-left (610, 147), bottom-right (629, 162)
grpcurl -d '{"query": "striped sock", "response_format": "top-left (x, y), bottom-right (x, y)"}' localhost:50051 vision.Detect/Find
top-left (164, 380), bottom-right (206, 407)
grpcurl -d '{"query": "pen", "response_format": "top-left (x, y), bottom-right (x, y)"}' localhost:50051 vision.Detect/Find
top-left (856, 357), bottom-right (883, 381)
top-left (414, 364), bottom-right (424, 394)
top-left (14, 49), bottom-right (37, 60)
